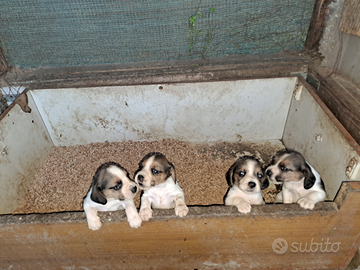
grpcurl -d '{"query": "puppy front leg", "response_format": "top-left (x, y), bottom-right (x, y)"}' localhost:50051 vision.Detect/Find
top-left (297, 190), bottom-right (326, 210)
top-left (139, 196), bottom-right (153, 221)
top-left (274, 191), bottom-right (283, 203)
top-left (282, 189), bottom-right (298, 204)
top-left (124, 200), bottom-right (142, 228)
top-left (84, 205), bottom-right (102, 231)
top-left (225, 196), bottom-right (251, 214)
top-left (174, 193), bottom-right (189, 217)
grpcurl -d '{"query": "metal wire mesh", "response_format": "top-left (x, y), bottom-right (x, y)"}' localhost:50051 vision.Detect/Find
top-left (0, 86), bottom-right (25, 114)
top-left (0, 0), bottom-right (315, 69)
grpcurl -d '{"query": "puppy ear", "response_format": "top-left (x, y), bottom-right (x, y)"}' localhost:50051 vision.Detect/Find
top-left (303, 164), bottom-right (316, 190)
top-left (225, 163), bottom-right (236, 187)
top-left (260, 176), bottom-right (269, 190)
top-left (169, 162), bottom-right (177, 183)
top-left (90, 167), bottom-right (108, 205)
top-left (91, 185), bottom-right (107, 205)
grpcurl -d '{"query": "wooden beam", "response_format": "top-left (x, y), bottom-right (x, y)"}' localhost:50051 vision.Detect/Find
top-left (1, 182), bottom-right (359, 270)
top-left (2, 52), bottom-right (314, 89)
top-left (305, 0), bottom-right (333, 51)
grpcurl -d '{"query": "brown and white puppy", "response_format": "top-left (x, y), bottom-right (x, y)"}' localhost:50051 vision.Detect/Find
top-left (265, 149), bottom-right (326, 209)
top-left (224, 156), bottom-right (268, 214)
top-left (134, 152), bottom-right (188, 221)
top-left (83, 162), bottom-right (142, 230)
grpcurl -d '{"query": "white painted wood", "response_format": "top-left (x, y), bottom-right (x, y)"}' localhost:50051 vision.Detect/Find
top-left (282, 85), bottom-right (360, 200)
top-left (0, 93), bottom-right (53, 214)
top-left (3, 76), bottom-right (357, 209)
top-left (30, 78), bottom-right (297, 146)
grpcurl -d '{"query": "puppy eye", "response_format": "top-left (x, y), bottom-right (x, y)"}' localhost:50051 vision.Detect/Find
top-left (238, 171), bottom-right (246, 177)
top-left (257, 173), bottom-right (263, 179)
top-left (151, 168), bottom-right (159, 175)
top-left (280, 166), bottom-right (291, 172)
top-left (111, 181), bottom-right (122, 190)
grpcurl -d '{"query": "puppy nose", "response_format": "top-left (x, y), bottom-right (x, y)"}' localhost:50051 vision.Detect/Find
top-left (137, 175), bottom-right (144, 183)
top-left (248, 181), bottom-right (256, 188)
top-left (131, 186), bottom-right (137, 194)
top-left (266, 170), bottom-right (272, 177)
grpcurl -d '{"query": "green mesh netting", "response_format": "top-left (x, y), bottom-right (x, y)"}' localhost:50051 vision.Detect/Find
top-left (0, 0), bottom-right (315, 69)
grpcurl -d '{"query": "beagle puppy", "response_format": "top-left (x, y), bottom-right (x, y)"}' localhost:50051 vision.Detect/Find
top-left (134, 152), bottom-right (189, 221)
top-left (83, 162), bottom-right (142, 230)
top-left (265, 149), bottom-right (326, 209)
top-left (224, 156), bottom-right (269, 214)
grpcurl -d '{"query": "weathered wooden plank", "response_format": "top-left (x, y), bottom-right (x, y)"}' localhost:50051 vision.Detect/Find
top-left (308, 65), bottom-right (360, 145)
top-left (305, 0), bottom-right (333, 51)
top-left (0, 182), bottom-right (359, 270)
top-left (2, 52), bottom-right (314, 89)
top-left (339, 0), bottom-right (360, 37)
top-left (297, 75), bottom-right (360, 155)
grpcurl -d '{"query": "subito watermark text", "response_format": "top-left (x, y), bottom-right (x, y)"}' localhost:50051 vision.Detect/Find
top-left (272, 238), bottom-right (341, 255)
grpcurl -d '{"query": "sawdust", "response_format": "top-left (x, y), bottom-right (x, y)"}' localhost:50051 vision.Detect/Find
top-left (14, 139), bottom-right (283, 214)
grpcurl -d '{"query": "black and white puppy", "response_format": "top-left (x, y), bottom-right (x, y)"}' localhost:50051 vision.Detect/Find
top-left (265, 149), bottom-right (326, 209)
top-left (224, 156), bottom-right (269, 214)
top-left (83, 162), bottom-right (142, 230)
top-left (134, 152), bottom-right (189, 221)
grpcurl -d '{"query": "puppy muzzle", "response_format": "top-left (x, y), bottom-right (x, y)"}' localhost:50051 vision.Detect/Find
top-left (136, 174), bottom-right (156, 190)
top-left (243, 181), bottom-right (258, 193)
top-left (248, 181), bottom-right (256, 189)
top-left (137, 174), bottom-right (144, 184)
top-left (269, 176), bottom-right (283, 184)
top-left (136, 175), bottom-right (146, 188)
top-left (266, 169), bottom-right (282, 183)
top-left (274, 176), bottom-right (283, 183)
top-left (136, 178), bottom-right (151, 190)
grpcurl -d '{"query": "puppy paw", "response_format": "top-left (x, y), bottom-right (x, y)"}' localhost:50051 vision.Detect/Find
top-left (175, 205), bottom-right (189, 217)
top-left (297, 197), bottom-right (316, 210)
top-left (88, 217), bottom-right (102, 231)
top-left (236, 202), bottom-right (252, 214)
top-left (139, 208), bottom-right (153, 221)
top-left (274, 192), bottom-right (283, 203)
top-left (128, 215), bottom-right (142, 228)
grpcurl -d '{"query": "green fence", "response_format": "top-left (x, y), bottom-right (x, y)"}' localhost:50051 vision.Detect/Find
top-left (0, 0), bottom-right (315, 68)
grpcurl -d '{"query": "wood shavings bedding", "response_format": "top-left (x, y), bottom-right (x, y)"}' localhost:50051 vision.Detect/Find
top-left (14, 139), bottom-right (282, 214)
